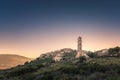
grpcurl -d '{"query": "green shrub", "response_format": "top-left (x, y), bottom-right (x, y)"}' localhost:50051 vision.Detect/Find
top-left (108, 46), bottom-right (120, 57)
top-left (79, 56), bottom-right (87, 62)
top-left (87, 52), bottom-right (97, 58)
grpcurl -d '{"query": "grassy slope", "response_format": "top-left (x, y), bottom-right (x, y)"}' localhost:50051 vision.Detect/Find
top-left (89, 57), bottom-right (120, 65)
top-left (0, 57), bottom-right (120, 80)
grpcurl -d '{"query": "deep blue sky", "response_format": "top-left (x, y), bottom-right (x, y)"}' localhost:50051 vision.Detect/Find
top-left (0, 0), bottom-right (120, 32)
top-left (0, 0), bottom-right (120, 57)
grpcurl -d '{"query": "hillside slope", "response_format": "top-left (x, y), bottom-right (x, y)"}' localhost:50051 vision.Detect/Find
top-left (0, 54), bottom-right (32, 69)
top-left (0, 47), bottom-right (120, 80)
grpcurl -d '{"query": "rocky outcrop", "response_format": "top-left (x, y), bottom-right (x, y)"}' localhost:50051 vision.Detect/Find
top-left (40, 48), bottom-right (89, 61)
top-left (95, 49), bottom-right (109, 57)
top-left (40, 48), bottom-right (76, 61)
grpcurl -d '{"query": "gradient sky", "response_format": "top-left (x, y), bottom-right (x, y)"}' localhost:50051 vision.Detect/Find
top-left (0, 0), bottom-right (120, 58)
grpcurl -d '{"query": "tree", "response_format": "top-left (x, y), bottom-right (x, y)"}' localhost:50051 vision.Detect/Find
top-left (108, 46), bottom-right (120, 57)
top-left (79, 56), bottom-right (87, 62)
top-left (87, 52), bottom-right (97, 58)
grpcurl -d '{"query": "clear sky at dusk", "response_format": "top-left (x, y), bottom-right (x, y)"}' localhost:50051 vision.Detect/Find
top-left (0, 0), bottom-right (120, 58)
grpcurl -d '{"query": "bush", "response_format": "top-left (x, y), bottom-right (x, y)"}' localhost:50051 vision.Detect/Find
top-left (87, 52), bottom-right (97, 58)
top-left (108, 46), bottom-right (120, 57)
top-left (79, 56), bottom-right (87, 62)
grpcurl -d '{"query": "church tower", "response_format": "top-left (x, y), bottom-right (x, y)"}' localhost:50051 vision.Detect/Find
top-left (76, 36), bottom-right (82, 58)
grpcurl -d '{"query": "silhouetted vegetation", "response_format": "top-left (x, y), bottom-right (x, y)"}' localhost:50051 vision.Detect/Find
top-left (108, 46), bottom-right (120, 57)
top-left (79, 56), bottom-right (87, 62)
top-left (87, 52), bottom-right (97, 58)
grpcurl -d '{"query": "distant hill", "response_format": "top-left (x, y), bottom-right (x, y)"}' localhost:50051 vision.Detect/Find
top-left (0, 54), bottom-right (32, 69)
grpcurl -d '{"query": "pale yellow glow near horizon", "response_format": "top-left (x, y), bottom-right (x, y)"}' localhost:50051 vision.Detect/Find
top-left (0, 35), bottom-right (119, 58)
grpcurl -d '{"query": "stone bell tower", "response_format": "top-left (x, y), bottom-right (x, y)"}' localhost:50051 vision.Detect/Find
top-left (76, 36), bottom-right (82, 58)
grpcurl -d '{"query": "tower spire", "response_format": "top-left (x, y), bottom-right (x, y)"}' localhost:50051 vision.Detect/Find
top-left (76, 36), bottom-right (82, 58)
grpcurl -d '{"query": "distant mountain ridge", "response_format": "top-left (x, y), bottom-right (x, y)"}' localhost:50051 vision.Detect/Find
top-left (0, 54), bottom-right (32, 69)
